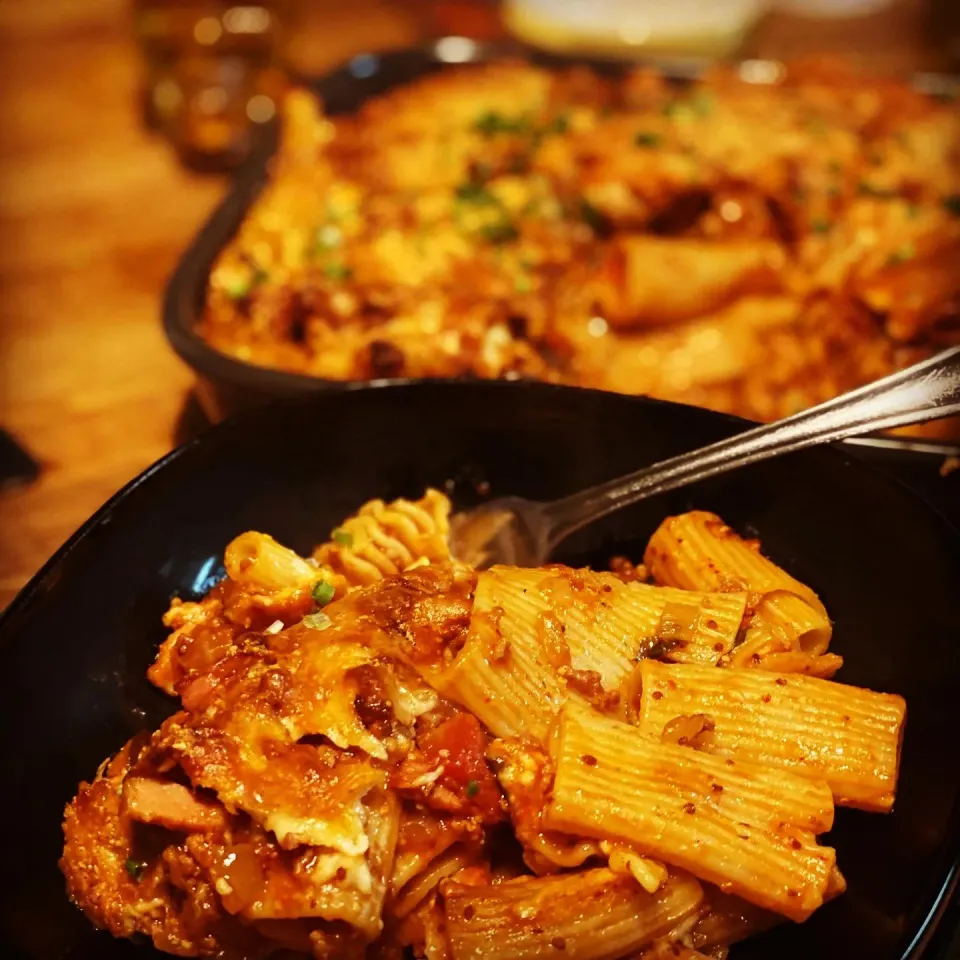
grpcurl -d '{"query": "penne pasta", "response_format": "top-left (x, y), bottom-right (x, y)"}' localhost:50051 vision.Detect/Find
top-left (444, 868), bottom-right (704, 960)
top-left (544, 702), bottom-right (836, 922)
top-left (637, 660), bottom-right (906, 811)
top-left (645, 511), bottom-right (832, 655)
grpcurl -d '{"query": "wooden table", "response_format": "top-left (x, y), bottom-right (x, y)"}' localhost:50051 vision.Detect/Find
top-left (0, 0), bottom-right (950, 609)
top-left (0, 0), bottom-right (420, 608)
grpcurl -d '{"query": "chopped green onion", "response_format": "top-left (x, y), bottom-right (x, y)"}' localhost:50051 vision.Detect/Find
top-left (316, 224), bottom-right (342, 250)
top-left (312, 580), bottom-right (335, 606)
top-left (634, 132), bottom-right (661, 148)
top-left (690, 91), bottom-right (714, 117)
top-left (474, 111), bottom-right (528, 136)
top-left (455, 181), bottom-right (497, 205)
top-left (223, 267), bottom-right (268, 300)
top-left (223, 277), bottom-right (252, 299)
top-left (810, 218), bottom-right (831, 234)
top-left (545, 113), bottom-right (570, 135)
top-left (887, 242), bottom-right (916, 266)
top-left (480, 220), bottom-right (519, 245)
top-left (515, 274), bottom-right (532, 293)
top-left (323, 262), bottom-right (352, 282)
top-left (942, 194), bottom-right (960, 218)
top-left (125, 858), bottom-right (146, 882)
top-left (577, 198), bottom-right (608, 234)
top-left (465, 779), bottom-right (480, 798)
top-left (332, 527), bottom-right (354, 547)
top-left (661, 102), bottom-right (678, 118)
top-left (906, 202), bottom-right (921, 220)
top-left (302, 612), bottom-right (332, 631)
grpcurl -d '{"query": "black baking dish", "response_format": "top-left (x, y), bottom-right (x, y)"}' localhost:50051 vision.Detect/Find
top-left (161, 38), bottom-right (711, 422)
top-left (161, 37), bottom-right (960, 423)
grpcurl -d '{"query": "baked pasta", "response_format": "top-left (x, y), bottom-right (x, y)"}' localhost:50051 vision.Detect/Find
top-left (62, 490), bottom-right (906, 959)
top-left (199, 59), bottom-right (960, 428)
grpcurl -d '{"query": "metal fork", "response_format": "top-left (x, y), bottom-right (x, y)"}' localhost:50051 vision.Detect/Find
top-left (449, 347), bottom-right (960, 568)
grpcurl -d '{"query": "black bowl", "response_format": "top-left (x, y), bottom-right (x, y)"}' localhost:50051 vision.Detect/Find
top-left (1, 381), bottom-right (958, 960)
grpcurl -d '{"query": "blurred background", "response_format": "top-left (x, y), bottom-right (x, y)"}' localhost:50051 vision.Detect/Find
top-left (0, 0), bottom-right (958, 607)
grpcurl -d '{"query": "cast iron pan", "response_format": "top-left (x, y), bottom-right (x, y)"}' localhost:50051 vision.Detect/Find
top-left (0, 381), bottom-right (958, 959)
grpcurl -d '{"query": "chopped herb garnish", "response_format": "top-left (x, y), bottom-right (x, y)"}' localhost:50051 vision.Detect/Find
top-left (474, 111), bottom-right (528, 136)
top-left (466, 779), bottom-right (480, 797)
top-left (634, 132), bottom-right (661, 148)
top-left (223, 267), bottom-right (268, 299)
top-left (316, 224), bottom-right (342, 251)
top-left (515, 274), bottom-right (532, 293)
top-left (480, 219), bottom-right (519, 245)
top-left (577, 197), bottom-right (609, 235)
top-left (302, 612), bottom-right (332, 631)
top-left (332, 527), bottom-right (354, 547)
top-left (690, 91), bottom-right (714, 117)
top-left (545, 113), bottom-right (570, 135)
top-left (942, 194), bottom-right (960, 218)
top-left (810, 218), bottom-right (831, 234)
top-left (455, 181), bottom-right (497, 205)
top-left (224, 277), bottom-right (252, 299)
top-left (906, 202), bottom-right (921, 220)
top-left (312, 580), bottom-right (335, 606)
top-left (887, 242), bottom-right (916, 265)
top-left (125, 858), bottom-right (146, 882)
top-left (322, 262), bottom-right (352, 282)
top-left (661, 102), bottom-right (678, 118)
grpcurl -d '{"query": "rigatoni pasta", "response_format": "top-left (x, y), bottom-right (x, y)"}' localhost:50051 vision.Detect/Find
top-left (444, 868), bottom-right (704, 960)
top-left (544, 701), bottom-right (836, 922)
top-left (636, 660), bottom-right (905, 811)
top-left (61, 492), bottom-right (906, 960)
top-left (645, 510), bottom-right (832, 656)
top-left (442, 564), bottom-right (747, 739)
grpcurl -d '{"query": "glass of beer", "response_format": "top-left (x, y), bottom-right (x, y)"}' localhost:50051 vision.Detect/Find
top-left (133, 1), bottom-right (291, 170)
